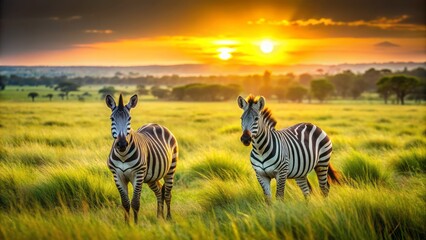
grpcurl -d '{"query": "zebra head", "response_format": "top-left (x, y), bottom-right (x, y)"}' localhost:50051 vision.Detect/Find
top-left (105, 94), bottom-right (138, 151)
top-left (237, 95), bottom-right (265, 146)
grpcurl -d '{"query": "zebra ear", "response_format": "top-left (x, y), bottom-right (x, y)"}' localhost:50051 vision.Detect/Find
top-left (126, 94), bottom-right (138, 109)
top-left (105, 95), bottom-right (116, 110)
top-left (237, 96), bottom-right (247, 109)
top-left (257, 96), bottom-right (265, 111)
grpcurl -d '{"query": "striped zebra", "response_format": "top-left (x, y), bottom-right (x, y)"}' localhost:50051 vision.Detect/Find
top-left (105, 94), bottom-right (178, 223)
top-left (237, 95), bottom-right (339, 203)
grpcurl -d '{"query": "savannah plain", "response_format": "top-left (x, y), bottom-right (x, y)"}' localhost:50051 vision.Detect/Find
top-left (0, 86), bottom-right (425, 239)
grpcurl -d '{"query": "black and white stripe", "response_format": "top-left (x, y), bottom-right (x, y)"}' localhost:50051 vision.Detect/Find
top-left (106, 94), bottom-right (178, 223)
top-left (237, 95), bottom-right (339, 203)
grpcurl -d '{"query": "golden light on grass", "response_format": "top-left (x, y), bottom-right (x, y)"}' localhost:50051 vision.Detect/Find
top-left (259, 39), bottom-right (274, 54)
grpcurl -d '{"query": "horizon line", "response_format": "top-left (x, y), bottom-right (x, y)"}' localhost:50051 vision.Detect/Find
top-left (1, 61), bottom-right (425, 68)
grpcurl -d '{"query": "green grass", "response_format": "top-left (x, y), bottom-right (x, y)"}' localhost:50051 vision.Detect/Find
top-left (0, 86), bottom-right (425, 239)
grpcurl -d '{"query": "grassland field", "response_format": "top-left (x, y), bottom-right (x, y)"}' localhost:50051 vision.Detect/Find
top-left (0, 86), bottom-right (425, 239)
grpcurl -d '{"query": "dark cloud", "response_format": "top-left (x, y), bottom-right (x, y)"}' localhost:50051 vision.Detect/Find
top-left (375, 41), bottom-right (400, 48)
top-left (1, 0), bottom-right (425, 57)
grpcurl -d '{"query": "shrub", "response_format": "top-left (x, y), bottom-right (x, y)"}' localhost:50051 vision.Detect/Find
top-left (189, 152), bottom-right (250, 181)
top-left (29, 172), bottom-right (117, 209)
top-left (392, 149), bottom-right (426, 174)
top-left (404, 139), bottom-right (426, 149)
top-left (342, 152), bottom-right (384, 185)
top-left (362, 139), bottom-right (395, 150)
top-left (200, 178), bottom-right (262, 211)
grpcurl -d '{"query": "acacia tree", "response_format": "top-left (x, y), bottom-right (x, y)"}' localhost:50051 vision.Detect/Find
top-left (55, 81), bottom-right (80, 100)
top-left (376, 77), bottom-right (393, 104)
top-left (58, 93), bottom-right (66, 100)
top-left (151, 86), bottom-right (171, 99)
top-left (44, 93), bottom-right (54, 101)
top-left (377, 75), bottom-right (419, 105)
top-left (98, 86), bottom-right (117, 99)
top-left (28, 92), bottom-right (39, 102)
top-left (0, 77), bottom-right (6, 90)
top-left (137, 85), bottom-right (149, 95)
top-left (310, 79), bottom-right (334, 103)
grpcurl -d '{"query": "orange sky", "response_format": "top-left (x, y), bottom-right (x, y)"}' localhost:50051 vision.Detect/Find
top-left (1, 1), bottom-right (425, 66)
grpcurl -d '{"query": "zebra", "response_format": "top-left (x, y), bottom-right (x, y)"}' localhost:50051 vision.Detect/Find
top-left (237, 95), bottom-right (339, 203)
top-left (105, 94), bottom-right (178, 223)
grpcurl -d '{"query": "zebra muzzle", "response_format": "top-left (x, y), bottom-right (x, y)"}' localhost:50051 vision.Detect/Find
top-left (116, 140), bottom-right (128, 151)
top-left (241, 130), bottom-right (252, 146)
top-left (116, 133), bottom-right (128, 151)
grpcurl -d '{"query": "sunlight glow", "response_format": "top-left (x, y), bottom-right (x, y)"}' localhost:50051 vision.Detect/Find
top-left (260, 40), bottom-right (274, 53)
top-left (218, 47), bottom-right (233, 60)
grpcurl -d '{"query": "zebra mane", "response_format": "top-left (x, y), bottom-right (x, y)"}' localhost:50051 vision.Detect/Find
top-left (118, 94), bottom-right (124, 110)
top-left (260, 108), bottom-right (277, 129)
top-left (246, 95), bottom-right (258, 108)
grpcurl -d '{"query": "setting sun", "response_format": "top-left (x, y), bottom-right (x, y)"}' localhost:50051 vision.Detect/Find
top-left (218, 47), bottom-right (233, 60)
top-left (260, 40), bottom-right (274, 53)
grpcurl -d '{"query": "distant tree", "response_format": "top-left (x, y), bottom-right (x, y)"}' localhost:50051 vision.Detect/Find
top-left (274, 86), bottom-right (287, 102)
top-left (259, 70), bottom-right (272, 98)
top-left (273, 75), bottom-right (296, 101)
top-left (299, 73), bottom-right (313, 86)
top-left (378, 75), bottom-right (419, 105)
top-left (172, 85), bottom-right (187, 100)
top-left (137, 85), bottom-right (149, 95)
top-left (350, 76), bottom-right (368, 99)
top-left (82, 92), bottom-right (92, 97)
top-left (151, 86), bottom-right (171, 99)
top-left (54, 81), bottom-right (80, 100)
top-left (58, 93), bottom-right (66, 100)
top-left (243, 74), bottom-right (261, 94)
top-left (377, 77), bottom-right (393, 104)
top-left (411, 78), bottom-right (426, 103)
top-left (220, 84), bottom-right (242, 100)
top-left (0, 76), bottom-right (6, 90)
top-left (310, 79), bottom-right (334, 102)
top-left (28, 92), bottom-right (39, 102)
top-left (330, 70), bottom-right (356, 98)
top-left (171, 83), bottom-right (241, 101)
top-left (98, 86), bottom-right (117, 99)
top-left (286, 85), bottom-right (308, 102)
top-left (362, 68), bottom-right (384, 91)
top-left (44, 93), bottom-right (54, 101)
top-left (408, 67), bottom-right (426, 79)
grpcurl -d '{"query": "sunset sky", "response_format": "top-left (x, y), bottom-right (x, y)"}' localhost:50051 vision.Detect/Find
top-left (1, 0), bottom-right (425, 66)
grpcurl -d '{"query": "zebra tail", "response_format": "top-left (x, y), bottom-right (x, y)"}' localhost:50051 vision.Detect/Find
top-left (327, 164), bottom-right (341, 185)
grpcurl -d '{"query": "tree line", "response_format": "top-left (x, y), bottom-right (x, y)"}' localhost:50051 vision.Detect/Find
top-left (248, 68), bottom-right (425, 104)
top-left (1, 67), bottom-right (425, 104)
top-left (99, 84), bottom-right (242, 101)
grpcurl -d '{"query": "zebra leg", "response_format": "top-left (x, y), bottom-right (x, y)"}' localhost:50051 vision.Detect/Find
top-left (256, 172), bottom-right (272, 205)
top-left (315, 166), bottom-right (330, 197)
top-left (131, 172), bottom-right (144, 224)
top-left (147, 181), bottom-right (164, 219)
top-left (163, 156), bottom-right (177, 220)
top-left (112, 171), bottom-right (130, 223)
top-left (295, 177), bottom-right (312, 199)
top-left (276, 172), bottom-right (288, 201)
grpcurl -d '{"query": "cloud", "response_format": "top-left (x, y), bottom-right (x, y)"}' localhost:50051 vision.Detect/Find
top-left (374, 41), bottom-right (400, 48)
top-left (248, 15), bottom-right (425, 31)
top-left (49, 16), bottom-right (82, 21)
top-left (84, 29), bottom-right (114, 34)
